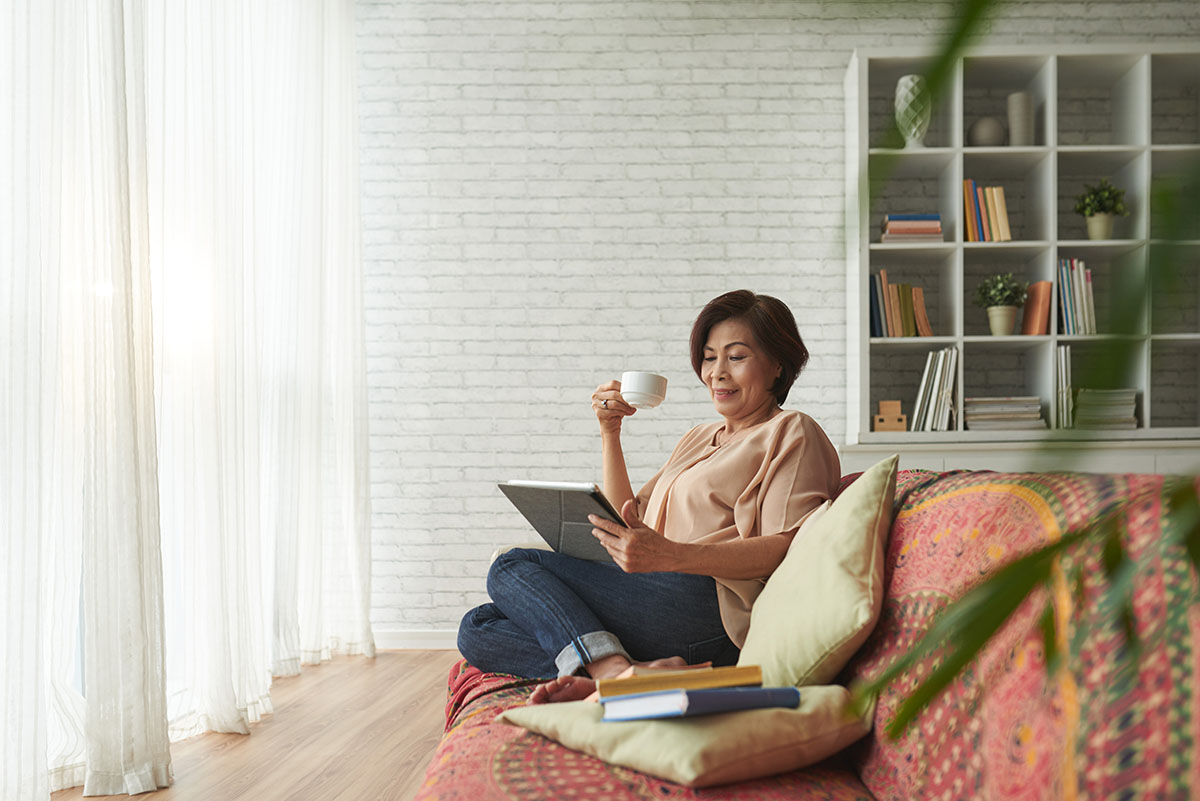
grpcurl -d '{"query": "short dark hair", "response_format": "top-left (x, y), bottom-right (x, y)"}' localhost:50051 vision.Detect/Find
top-left (689, 290), bottom-right (809, 406)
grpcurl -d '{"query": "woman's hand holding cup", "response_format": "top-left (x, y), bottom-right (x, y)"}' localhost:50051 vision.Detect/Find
top-left (592, 380), bottom-right (636, 434)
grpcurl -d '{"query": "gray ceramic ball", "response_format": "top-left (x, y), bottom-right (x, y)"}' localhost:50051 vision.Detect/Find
top-left (968, 116), bottom-right (1006, 147)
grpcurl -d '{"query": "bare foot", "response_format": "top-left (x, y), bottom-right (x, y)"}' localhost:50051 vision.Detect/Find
top-left (527, 675), bottom-right (598, 705)
top-left (634, 656), bottom-right (693, 670)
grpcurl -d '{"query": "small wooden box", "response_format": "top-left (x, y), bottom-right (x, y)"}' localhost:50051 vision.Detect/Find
top-left (873, 400), bottom-right (907, 432)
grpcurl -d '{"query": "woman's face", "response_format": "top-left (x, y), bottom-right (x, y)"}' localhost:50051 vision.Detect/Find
top-left (701, 318), bottom-right (781, 421)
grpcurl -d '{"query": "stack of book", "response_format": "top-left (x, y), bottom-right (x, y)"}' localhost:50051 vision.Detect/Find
top-left (1057, 345), bottom-right (1073, 427)
top-left (1074, 387), bottom-right (1138, 430)
top-left (909, 347), bottom-right (958, 431)
top-left (1058, 258), bottom-right (1096, 335)
top-left (880, 213), bottom-right (944, 243)
top-left (595, 664), bottom-right (801, 721)
top-left (962, 179), bottom-right (1012, 242)
top-left (870, 269), bottom-right (934, 338)
top-left (964, 396), bottom-right (1047, 430)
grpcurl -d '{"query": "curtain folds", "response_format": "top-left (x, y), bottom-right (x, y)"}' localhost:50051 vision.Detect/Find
top-left (2, 0), bottom-right (372, 797)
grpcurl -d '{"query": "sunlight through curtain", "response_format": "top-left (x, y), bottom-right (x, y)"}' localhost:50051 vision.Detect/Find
top-left (1, 0), bottom-right (372, 797)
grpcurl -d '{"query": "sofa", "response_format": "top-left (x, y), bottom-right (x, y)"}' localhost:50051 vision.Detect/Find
top-left (415, 467), bottom-right (1200, 800)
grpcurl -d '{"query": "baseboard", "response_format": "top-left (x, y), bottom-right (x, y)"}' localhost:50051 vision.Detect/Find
top-left (375, 629), bottom-right (458, 651)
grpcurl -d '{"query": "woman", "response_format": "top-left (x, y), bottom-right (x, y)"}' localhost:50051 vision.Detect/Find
top-left (456, 290), bottom-right (841, 700)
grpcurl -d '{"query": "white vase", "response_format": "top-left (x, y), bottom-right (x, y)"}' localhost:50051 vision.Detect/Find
top-left (1006, 91), bottom-right (1034, 146)
top-left (894, 74), bottom-right (931, 149)
top-left (1086, 213), bottom-right (1114, 241)
top-left (987, 305), bottom-right (1018, 336)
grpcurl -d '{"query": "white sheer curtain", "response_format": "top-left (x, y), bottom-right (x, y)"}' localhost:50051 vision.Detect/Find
top-left (148, 0), bottom-right (374, 738)
top-left (3, 0), bottom-right (171, 796)
top-left (2, 0), bottom-right (372, 797)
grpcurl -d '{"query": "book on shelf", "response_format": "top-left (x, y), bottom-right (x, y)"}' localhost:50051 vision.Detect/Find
top-left (962, 180), bottom-right (978, 243)
top-left (1074, 387), bottom-right (1138, 429)
top-left (994, 187), bottom-right (1012, 241)
top-left (909, 347), bottom-right (957, 432)
top-left (879, 213), bottom-right (943, 243)
top-left (898, 285), bottom-right (916, 337)
top-left (871, 272), bottom-right (934, 338)
top-left (595, 664), bottom-right (762, 701)
top-left (879, 269), bottom-right (895, 337)
top-left (880, 233), bottom-right (946, 242)
top-left (888, 283), bottom-right (902, 338)
top-left (976, 186), bottom-right (992, 241)
top-left (1057, 259), bottom-right (1096, 335)
top-left (913, 286), bottom-right (933, 337)
top-left (965, 418), bottom-right (1048, 430)
top-left (934, 346), bottom-right (957, 431)
top-left (868, 276), bottom-right (882, 337)
top-left (601, 686), bottom-right (801, 722)
top-left (910, 350), bottom-right (936, 431)
top-left (882, 213), bottom-right (941, 222)
top-left (962, 180), bottom-right (1013, 242)
top-left (1056, 345), bottom-right (1073, 427)
top-left (1021, 281), bottom-right (1052, 335)
top-left (964, 394), bottom-right (1046, 430)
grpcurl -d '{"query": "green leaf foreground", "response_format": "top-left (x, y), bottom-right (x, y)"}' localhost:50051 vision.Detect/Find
top-left (853, 0), bottom-right (1200, 740)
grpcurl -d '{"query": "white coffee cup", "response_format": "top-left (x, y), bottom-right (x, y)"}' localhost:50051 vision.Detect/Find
top-left (620, 371), bottom-right (668, 409)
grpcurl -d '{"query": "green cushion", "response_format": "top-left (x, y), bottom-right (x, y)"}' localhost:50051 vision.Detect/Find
top-left (498, 685), bottom-right (870, 787)
top-left (738, 454), bottom-right (898, 687)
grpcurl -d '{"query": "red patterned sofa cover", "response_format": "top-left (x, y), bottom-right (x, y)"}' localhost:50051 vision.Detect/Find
top-left (415, 468), bottom-right (1200, 801)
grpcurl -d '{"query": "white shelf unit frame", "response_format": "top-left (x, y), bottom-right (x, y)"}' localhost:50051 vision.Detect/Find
top-left (845, 44), bottom-right (1200, 448)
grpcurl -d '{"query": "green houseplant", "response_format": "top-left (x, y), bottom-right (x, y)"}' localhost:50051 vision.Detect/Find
top-left (1073, 178), bottom-right (1129, 240)
top-left (973, 272), bottom-right (1027, 335)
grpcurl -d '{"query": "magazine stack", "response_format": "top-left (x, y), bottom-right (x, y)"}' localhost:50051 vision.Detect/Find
top-left (963, 396), bottom-right (1047, 431)
top-left (1074, 388), bottom-right (1138, 430)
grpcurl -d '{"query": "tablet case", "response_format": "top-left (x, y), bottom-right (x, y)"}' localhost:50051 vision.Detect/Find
top-left (497, 482), bottom-right (624, 563)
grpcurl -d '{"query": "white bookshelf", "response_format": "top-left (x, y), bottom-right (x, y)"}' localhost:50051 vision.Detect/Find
top-left (844, 44), bottom-right (1200, 464)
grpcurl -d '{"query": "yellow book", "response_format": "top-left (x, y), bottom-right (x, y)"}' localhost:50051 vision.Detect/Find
top-left (595, 664), bottom-right (763, 700)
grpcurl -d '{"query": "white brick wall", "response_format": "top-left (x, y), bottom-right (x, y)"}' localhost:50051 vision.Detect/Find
top-left (356, 0), bottom-right (1200, 645)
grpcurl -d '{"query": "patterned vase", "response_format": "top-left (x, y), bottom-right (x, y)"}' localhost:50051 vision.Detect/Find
top-left (894, 74), bottom-right (931, 149)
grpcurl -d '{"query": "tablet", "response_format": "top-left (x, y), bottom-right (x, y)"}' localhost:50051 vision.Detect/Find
top-left (497, 480), bottom-right (626, 563)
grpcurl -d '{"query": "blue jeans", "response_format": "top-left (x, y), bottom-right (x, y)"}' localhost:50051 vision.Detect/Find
top-left (457, 548), bottom-right (740, 679)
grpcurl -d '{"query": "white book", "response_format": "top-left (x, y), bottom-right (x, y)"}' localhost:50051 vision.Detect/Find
top-left (1084, 267), bottom-right (1096, 335)
top-left (910, 351), bottom-right (936, 432)
top-left (921, 347), bottom-right (940, 429)
top-left (938, 347), bottom-right (958, 431)
top-left (1080, 256), bottom-right (1089, 330)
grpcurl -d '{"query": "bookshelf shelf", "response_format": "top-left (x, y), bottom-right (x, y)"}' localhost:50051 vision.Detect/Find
top-left (845, 44), bottom-right (1200, 454)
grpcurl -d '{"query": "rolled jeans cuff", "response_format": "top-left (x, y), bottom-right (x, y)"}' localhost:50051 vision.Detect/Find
top-left (554, 631), bottom-right (631, 678)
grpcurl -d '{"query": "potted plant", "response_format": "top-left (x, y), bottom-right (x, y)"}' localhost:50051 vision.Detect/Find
top-left (1073, 177), bottom-right (1129, 240)
top-left (973, 273), bottom-right (1028, 335)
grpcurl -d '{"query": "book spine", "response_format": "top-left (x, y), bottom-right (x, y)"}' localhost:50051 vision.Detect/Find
top-left (976, 185), bottom-right (991, 242)
top-left (911, 350), bottom-right (935, 431)
top-left (888, 283), bottom-right (903, 339)
top-left (879, 269), bottom-right (894, 337)
top-left (913, 286), bottom-right (933, 336)
top-left (868, 275), bottom-right (881, 338)
top-left (1021, 282), bottom-right (1040, 335)
top-left (883, 213), bottom-right (942, 222)
top-left (899, 284), bottom-right (916, 337)
top-left (963, 180), bottom-right (977, 242)
top-left (995, 186), bottom-right (1012, 241)
top-left (971, 180), bottom-right (985, 242)
top-left (684, 687), bottom-right (801, 717)
top-left (1084, 267), bottom-right (1096, 334)
top-left (985, 187), bottom-right (999, 242)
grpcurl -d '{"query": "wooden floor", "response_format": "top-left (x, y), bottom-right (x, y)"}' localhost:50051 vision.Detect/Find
top-left (52, 650), bottom-right (461, 801)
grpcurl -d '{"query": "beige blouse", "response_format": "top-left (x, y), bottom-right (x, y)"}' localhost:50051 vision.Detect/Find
top-left (633, 410), bottom-right (841, 648)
